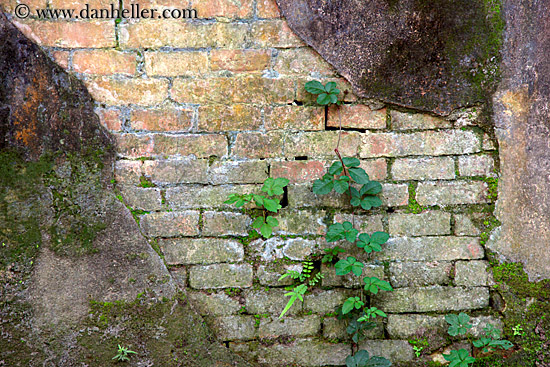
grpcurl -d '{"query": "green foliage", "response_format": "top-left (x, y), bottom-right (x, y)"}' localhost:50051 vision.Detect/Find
top-left (322, 246), bottom-right (345, 264)
top-left (345, 316), bottom-right (377, 343)
top-left (335, 256), bottom-right (364, 276)
top-left (327, 221), bottom-right (359, 242)
top-left (252, 215), bottom-right (279, 238)
top-left (473, 324), bottom-right (513, 353)
top-left (112, 344), bottom-right (137, 362)
top-left (346, 350), bottom-right (392, 367)
top-left (279, 284), bottom-right (307, 318)
top-left (138, 175), bottom-right (155, 188)
top-left (356, 232), bottom-right (389, 254)
top-left (357, 307), bottom-right (387, 322)
top-left (305, 80), bottom-right (341, 106)
top-left (443, 349), bottom-right (476, 367)
top-left (363, 277), bottom-right (393, 294)
top-left (445, 312), bottom-right (473, 336)
top-left (342, 297), bottom-right (365, 315)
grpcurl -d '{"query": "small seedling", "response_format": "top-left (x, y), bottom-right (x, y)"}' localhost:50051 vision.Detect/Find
top-left (445, 312), bottom-right (473, 336)
top-left (443, 348), bottom-right (476, 367)
top-left (112, 344), bottom-right (137, 362)
top-left (512, 324), bottom-right (524, 336)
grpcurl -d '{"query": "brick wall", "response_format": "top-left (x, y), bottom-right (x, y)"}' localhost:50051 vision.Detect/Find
top-left (5, 1), bottom-right (500, 364)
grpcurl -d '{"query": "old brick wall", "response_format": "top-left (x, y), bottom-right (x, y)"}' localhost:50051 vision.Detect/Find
top-left (3, 0), bottom-right (500, 364)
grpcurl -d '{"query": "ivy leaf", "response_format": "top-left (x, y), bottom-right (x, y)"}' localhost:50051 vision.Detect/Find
top-left (342, 157), bottom-right (360, 168)
top-left (263, 198), bottom-right (281, 212)
top-left (313, 176), bottom-right (334, 195)
top-left (361, 181), bottom-right (382, 195)
top-left (329, 161), bottom-right (344, 175)
top-left (304, 80), bottom-right (326, 95)
top-left (361, 196), bottom-right (383, 210)
top-left (334, 176), bottom-right (350, 194)
top-left (317, 93), bottom-right (331, 105)
top-left (363, 277), bottom-right (393, 294)
top-left (335, 256), bottom-right (364, 276)
top-left (348, 167), bottom-right (370, 184)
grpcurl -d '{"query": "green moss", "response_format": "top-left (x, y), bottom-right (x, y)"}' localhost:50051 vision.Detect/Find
top-left (406, 183), bottom-right (426, 214)
top-left (138, 175), bottom-right (155, 188)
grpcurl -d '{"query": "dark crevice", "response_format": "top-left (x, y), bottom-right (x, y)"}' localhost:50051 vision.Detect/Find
top-left (324, 125), bottom-right (367, 133)
top-left (294, 156), bottom-right (308, 160)
top-left (281, 186), bottom-right (289, 208)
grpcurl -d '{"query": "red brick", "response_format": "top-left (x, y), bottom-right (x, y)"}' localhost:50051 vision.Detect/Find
top-left (210, 49), bottom-right (271, 72)
top-left (285, 131), bottom-right (361, 158)
top-left (95, 108), bottom-right (123, 131)
top-left (152, 134), bottom-right (228, 158)
top-left (3, 0), bottom-right (46, 13)
top-left (192, 0), bottom-right (254, 18)
top-left (232, 132), bottom-right (284, 159)
top-left (198, 104), bottom-right (262, 132)
top-left (49, 0), bottom-right (115, 8)
top-left (270, 160), bottom-right (326, 183)
top-left (144, 51), bottom-right (208, 76)
top-left (130, 108), bottom-right (193, 131)
top-left (85, 76), bottom-right (169, 106)
top-left (115, 133), bottom-right (155, 158)
top-left (50, 50), bottom-right (69, 69)
top-left (359, 159), bottom-right (387, 181)
top-left (13, 19), bottom-right (115, 48)
top-left (73, 50), bottom-right (136, 75)
top-left (327, 105), bottom-right (386, 130)
top-left (264, 105), bottom-right (324, 131)
top-left (257, 0), bottom-right (280, 18)
top-left (250, 20), bottom-right (305, 48)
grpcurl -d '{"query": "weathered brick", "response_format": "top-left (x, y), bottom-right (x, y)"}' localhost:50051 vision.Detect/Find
top-left (274, 48), bottom-right (336, 76)
top-left (257, 263), bottom-right (301, 286)
top-left (13, 19), bottom-right (115, 48)
top-left (152, 134), bottom-right (228, 158)
top-left (250, 20), bottom-right (305, 48)
top-left (333, 213), bottom-right (385, 233)
top-left (207, 160), bottom-right (268, 184)
top-left (255, 339), bottom-right (350, 366)
top-left (389, 261), bottom-right (452, 287)
top-left (270, 160), bottom-right (325, 183)
top-left (189, 263), bottom-right (253, 288)
top-left (3, 0), bottom-right (46, 13)
top-left (232, 131), bottom-right (284, 159)
top-left (453, 213), bottom-right (482, 236)
top-left (211, 49), bottom-right (271, 72)
top-left (114, 159), bottom-right (142, 184)
top-left (73, 50), bottom-right (136, 75)
top-left (245, 289), bottom-right (300, 315)
top-left (170, 267), bottom-right (187, 287)
top-left (381, 183), bottom-right (409, 207)
top-left (144, 51), bottom-right (208, 76)
top-left (392, 157), bottom-right (456, 181)
top-left (376, 236), bottom-right (484, 261)
top-left (95, 108), bottom-right (123, 131)
top-left (141, 159), bottom-right (208, 184)
top-left (373, 286), bottom-right (490, 312)
top-left (198, 104), bottom-right (262, 132)
top-left (458, 154), bottom-right (496, 177)
top-left (257, 0), bottom-right (281, 18)
top-left (50, 50), bottom-right (69, 69)
top-left (85, 77), bottom-right (169, 106)
top-left (323, 317), bottom-right (384, 339)
top-left (482, 133), bottom-right (497, 150)
top-left (140, 211), bottom-right (200, 237)
top-left (202, 211), bottom-right (252, 236)
top-left (259, 315), bottom-right (321, 338)
top-left (275, 209), bottom-right (327, 236)
top-left (205, 315), bottom-right (256, 340)
top-left (455, 260), bottom-right (493, 286)
top-left (304, 289), bottom-right (354, 314)
top-left (115, 133), bottom-right (154, 158)
top-left (327, 105), bottom-right (386, 130)
top-left (119, 185), bottom-right (162, 211)
top-left (166, 184), bottom-right (260, 209)
top-left (264, 105), bottom-right (324, 131)
top-left (49, 0), bottom-right (114, 8)
top-left (359, 130), bottom-right (481, 158)
top-left (192, 0), bottom-right (254, 18)
top-left (390, 110), bottom-right (451, 130)
top-left (389, 211), bottom-right (451, 236)
top-left (187, 291), bottom-right (242, 316)
top-left (358, 340), bottom-right (415, 362)
top-left (130, 108), bottom-right (193, 132)
top-left (285, 131), bottom-right (361, 158)
top-left (416, 181), bottom-right (489, 206)
top-left (248, 237), bottom-right (320, 261)
top-left (172, 76), bottom-right (295, 104)
top-left (322, 263), bottom-right (384, 288)
top-left (161, 238), bottom-right (244, 265)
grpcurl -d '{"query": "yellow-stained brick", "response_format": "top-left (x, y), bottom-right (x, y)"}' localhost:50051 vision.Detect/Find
top-left (274, 48), bottom-right (337, 76)
top-left (119, 20), bottom-right (247, 49)
top-left (95, 108), bottom-right (123, 131)
top-left (127, 0), bottom-right (191, 12)
top-left (264, 105), bottom-right (324, 131)
top-left (12, 19), bottom-right (115, 48)
top-left (172, 76), bottom-right (295, 104)
top-left (3, 0), bottom-right (46, 13)
top-left (210, 49), bottom-right (271, 72)
top-left (144, 51), bottom-right (208, 76)
top-left (49, 0), bottom-right (117, 9)
top-left (250, 20), bottom-right (304, 48)
top-left (198, 104), bottom-right (262, 132)
top-left (327, 105), bottom-right (386, 130)
top-left (192, 0), bottom-right (253, 18)
top-left (130, 108), bottom-right (193, 131)
top-left (85, 76), bottom-right (169, 106)
top-left (257, 0), bottom-right (280, 18)
top-left (73, 50), bottom-right (136, 75)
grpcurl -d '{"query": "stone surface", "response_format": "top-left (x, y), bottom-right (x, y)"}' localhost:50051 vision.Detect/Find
top-left (276, 0), bottom-right (503, 114)
top-left (189, 263), bottom-right (253, 289)
top-left (160, 238), bottom-right (244, 265)
top-left (389, 261), bottom-right (452, 287)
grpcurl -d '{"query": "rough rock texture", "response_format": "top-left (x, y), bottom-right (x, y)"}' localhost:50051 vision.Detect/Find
top-left (275, 0), bottom-right (504, 114)
top-left (0, 12), bottom-right (252, 366)
top-left (490, 0), bottom-right (550, 281)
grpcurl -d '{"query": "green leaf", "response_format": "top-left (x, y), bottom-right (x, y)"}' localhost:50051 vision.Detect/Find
top-left (279, 284), bottom-right (307, 318)
top-left (360, 196), bottom-right (383, 210)
top-left (361, 181), bottom-right (383, 195)
top-left (252, 217), bottom-right (264, 229)
top-left (326, 223), bottom-right (346, 242)
top-left (334, 177), bottom-right (350, 194)
top-left (317, 93), bottom-right (331, 105)
top-left (351, 197), bottom-right (361, 207)
top-left (253, 194), bottom-right (265, 206)
top-left (324, 81), bottom-right (338, 93)
top-left (263, 198), bottom-right (281, 212)
top-left (330, 94), bottom-right (338, 104)
top-left (328, 161), bottom-right (343, 175)
top-left (342, 157), bottom-right (360, 167)
top-left (335, 256), bottom-right (364, 276)
top-left (346, 350), bottom-right (391, 367)
top-left (370, 232), bottom-right (389, 245)
top-left (349, 167), bottom-right (370, 184)
top-left (266, 216), bottom-right (279, 227)
top-left (313, 176), bottom-right (334, 195)
top-left (446, 313), bottom-right (472, 336)
top-left (261, 177), bottom-right (289, 196)
top-left (260, 223), bottom-right (273, 238)
top-left (224, 194), bottom-right (239, 204)
top-left (305, 80), bottom-right (326, 95)
top-left (363, 277), bottom-right (393, 294)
